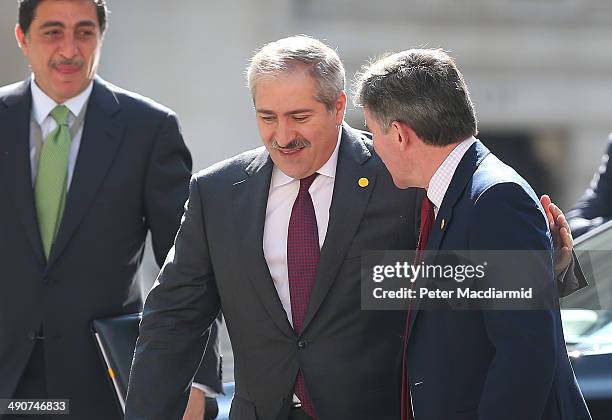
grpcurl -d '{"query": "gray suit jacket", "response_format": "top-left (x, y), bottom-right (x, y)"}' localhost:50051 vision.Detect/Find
top-left (126, 123), bottom-right (420, 420)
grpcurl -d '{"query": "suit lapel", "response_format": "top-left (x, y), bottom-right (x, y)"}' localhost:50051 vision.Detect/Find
top-left (302, 124), bottom-right (377, 332)
top-left (230, 125), bottom-right (377, 337)
top-left (232, 149), bottom-right (295, 338)
top-left (1, 80), bottom-right (46, 264)
top-left (407, 140), bottom-right (491, 342)
top-left (425, 141), bottom-right (490, 252)
top-left (47, 77), bottom-right (126, 268)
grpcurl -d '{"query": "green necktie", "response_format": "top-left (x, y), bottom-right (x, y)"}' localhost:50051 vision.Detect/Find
top-left (34, 105), bottom-right (72, 259)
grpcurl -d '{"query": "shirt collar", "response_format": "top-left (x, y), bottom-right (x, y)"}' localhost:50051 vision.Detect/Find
top-left (427, 136), bottom-right (477, 210)
top-left (30, 74), bottom-right (94, 125)
top-left (270, 125), bottom-right (342, 189)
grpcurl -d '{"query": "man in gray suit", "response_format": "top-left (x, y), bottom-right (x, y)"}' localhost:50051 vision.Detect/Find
top-left (127, 35), bottom-right (419, 420)
top-left (126, 36), bottom-right (582, 420)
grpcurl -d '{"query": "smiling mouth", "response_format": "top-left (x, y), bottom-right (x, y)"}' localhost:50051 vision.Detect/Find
top-left (54, 65), bottom-right (81, 74)
top-left (271, 138), bottom-right (311, 155)
top-left (277, 146), bottom-right (306, 155)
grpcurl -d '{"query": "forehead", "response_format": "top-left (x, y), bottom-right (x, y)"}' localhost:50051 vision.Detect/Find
top-left (254, 70), bottom-right (321, 112)
top-left (32, 0), bottom-right (99, 27)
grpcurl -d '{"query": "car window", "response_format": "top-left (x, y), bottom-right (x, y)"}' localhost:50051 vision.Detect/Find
top-left (562, 220), bottom-right (612, 353)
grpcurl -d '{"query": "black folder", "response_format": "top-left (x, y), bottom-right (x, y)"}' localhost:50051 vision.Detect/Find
top-left (91, 313), bottom-right (221, 418)
top-left (91, 312), bottom-right (141, 413)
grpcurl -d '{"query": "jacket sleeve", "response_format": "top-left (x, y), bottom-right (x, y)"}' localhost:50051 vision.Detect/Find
top-left (469, 183), bottom-right (558, 420)
top-left (126, 176), bottom-right (222, 420)
top-left (142, 112), bottom-right (223, 394)
top-left (143, 111), bottom-right (193, 266)
top-left (193, 314), bottom-right (224, 395)
top-left (567, 134), bottom-right (612, 237)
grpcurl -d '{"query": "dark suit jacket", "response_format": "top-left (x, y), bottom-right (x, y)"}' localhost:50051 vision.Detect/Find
top-left (0, 77), bottom-right (221, 419)
top-left (406, 140), bottom-right (591, 420)
top-left (126, 123), bottom-right (420, 420)
top-left (567, 133), bottom-right (612, 237)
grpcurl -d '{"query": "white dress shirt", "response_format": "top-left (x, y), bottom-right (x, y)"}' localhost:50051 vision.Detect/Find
top-left (29, 75), bottom-right (93, 186)
top-left (263, 128), bottom-right (342, 327)
top-left (427, 136), bottom-right (477, 218)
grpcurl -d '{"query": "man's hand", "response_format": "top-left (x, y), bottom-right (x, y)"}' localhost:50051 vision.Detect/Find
top-left (182, 387), bottom-right (206, 420)
top-left (540, 194), bottom-right (573, 276)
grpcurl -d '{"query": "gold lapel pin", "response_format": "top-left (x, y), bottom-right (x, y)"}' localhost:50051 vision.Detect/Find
top-left (358, 177), bottom-right (369, 188)
top-left (441, 219), bottom-right (445, 230)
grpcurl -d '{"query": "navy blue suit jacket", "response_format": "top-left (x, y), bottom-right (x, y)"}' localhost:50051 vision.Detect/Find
top-left (568, 133), bottom-right (612, 237)
top-left (406, 140), bottom-right (591, 420)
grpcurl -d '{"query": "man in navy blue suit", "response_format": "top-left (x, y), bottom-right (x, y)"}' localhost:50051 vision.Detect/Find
top-left (355, 49), bottom-right (591, 420)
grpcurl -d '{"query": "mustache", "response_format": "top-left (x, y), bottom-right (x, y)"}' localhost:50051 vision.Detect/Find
top-left (50, 58), bottom-right (84, 68)
top-left (270, 137), bottom-right (311, 151)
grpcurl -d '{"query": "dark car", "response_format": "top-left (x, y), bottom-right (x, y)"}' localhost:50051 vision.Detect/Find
top-left (562, 220), bottom-right (612, 419)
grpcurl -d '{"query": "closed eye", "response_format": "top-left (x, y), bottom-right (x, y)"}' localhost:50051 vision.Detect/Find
top-left (258, 114), bottom-right (276, 123)
top-left (76, 29), bottom-right (95, 38)
top-left (292, 115), bottom-right (310, 122)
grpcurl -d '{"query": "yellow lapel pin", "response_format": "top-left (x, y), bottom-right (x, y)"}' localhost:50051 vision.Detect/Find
top-left (358, 177), bottom-right (369, 188)
top-left (440, 219), bottom-right (445, 230)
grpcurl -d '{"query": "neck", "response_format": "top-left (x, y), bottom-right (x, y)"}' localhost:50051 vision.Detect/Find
top-left (421, 142), bottom-right (461, 189)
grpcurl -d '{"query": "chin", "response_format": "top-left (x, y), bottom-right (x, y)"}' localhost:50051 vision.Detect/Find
top-left (280, 167), bottom-right (307, 179)
top-left (390, 176), bottom-right (407, 189)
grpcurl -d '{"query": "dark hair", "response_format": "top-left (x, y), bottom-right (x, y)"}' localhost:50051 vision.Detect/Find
top-left (18, 0), bottom-right (108, 35)
top-left (354, 49), bottom-right (478, 146)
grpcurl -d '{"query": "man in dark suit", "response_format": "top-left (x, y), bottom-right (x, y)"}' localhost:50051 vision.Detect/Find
top-left (126, 35), bottom-right (582, 420)
top-left (1, 1), bottom-right (221, 419)
top-left (567, 133), bottom-right (612, 236)
top-left (126, 35), bottom-right (420, 420)
top-left (355, 49), bottom-right (591, 419)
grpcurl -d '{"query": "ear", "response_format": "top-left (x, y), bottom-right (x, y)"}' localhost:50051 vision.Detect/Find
top-left (391, 121), bottom-right (408, 152)
top-left (333, 91), bottom-right (347, 125)
top-left (15, 24), bottom-right (28, 55)
top-left (393, 121), bottom-right (418, 152)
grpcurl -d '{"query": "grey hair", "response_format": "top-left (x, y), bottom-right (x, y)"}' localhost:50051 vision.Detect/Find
top-left (353, 49), bottom-right (477, 146)
top-left (246, 35), bottom-right (345, 112)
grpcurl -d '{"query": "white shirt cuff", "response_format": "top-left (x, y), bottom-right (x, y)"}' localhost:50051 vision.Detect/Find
top-left (191, 382), bottom-right (220, 398)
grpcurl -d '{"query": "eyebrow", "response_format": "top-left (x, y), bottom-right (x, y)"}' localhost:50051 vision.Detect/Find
top-left (256, 108), bottom-right (314, 115)
top-left (75, 21), bottom-right (97, 29)
top-left (39, 21), bottom-right (66, 30)
top-left (39, 20), bottom-right (97, 30)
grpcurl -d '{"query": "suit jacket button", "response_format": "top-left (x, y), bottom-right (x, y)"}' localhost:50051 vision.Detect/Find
top-left (297, 340), bottom-right (307, 349)
top-left (28, 331), bottom-right (37, 341)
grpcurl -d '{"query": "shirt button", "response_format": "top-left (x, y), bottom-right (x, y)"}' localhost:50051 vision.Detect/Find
top-left (297, 340), bottom-right (307, 349)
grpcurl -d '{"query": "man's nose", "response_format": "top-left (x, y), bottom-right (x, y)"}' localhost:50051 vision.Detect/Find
top-left (274, 121), bottom-right (294, 147)
top-left (58, 34), bottom-right (79, 59)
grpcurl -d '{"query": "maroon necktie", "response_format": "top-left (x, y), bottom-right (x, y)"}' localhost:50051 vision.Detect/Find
top-left (287, 173), bottom-right (319, 418)
top-left (401, 195), bottom-right (435, 420)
